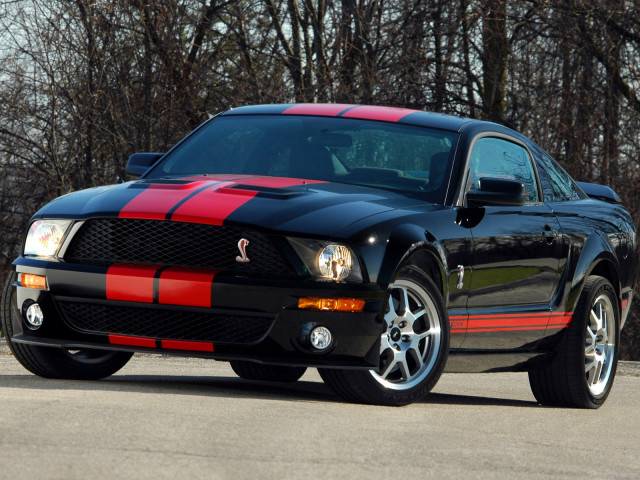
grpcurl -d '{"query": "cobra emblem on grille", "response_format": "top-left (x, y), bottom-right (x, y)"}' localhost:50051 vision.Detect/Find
top-left (236, 238), bottom-right (250, 263)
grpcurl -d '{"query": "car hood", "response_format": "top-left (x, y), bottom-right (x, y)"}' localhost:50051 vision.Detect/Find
top-left (37, 175), bottom-right (438, 237)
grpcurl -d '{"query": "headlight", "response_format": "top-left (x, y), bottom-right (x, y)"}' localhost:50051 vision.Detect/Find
top-left (24, 220), bottom-right (73, 257)
top-left (288, 238), bottom-right (362, 282)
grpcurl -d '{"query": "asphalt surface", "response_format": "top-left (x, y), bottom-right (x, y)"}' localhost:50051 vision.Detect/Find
top-left (1, 342), bottom-right (639, 480)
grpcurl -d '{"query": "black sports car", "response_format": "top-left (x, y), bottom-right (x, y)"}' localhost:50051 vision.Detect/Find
top-left (2, 103), bottom-right (637, 407)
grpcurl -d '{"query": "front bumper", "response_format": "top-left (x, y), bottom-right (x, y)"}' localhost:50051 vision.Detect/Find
top-left (12, 257), bottom-right (387, 369)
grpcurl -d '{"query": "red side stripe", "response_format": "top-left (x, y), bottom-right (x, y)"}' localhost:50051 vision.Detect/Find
top-left (158, 267), bottom-right (218, 308)
top-left (282, 104), bottom-right (357, 116)
top-left (463, 312), bottom-right (551, 319)
top-left (341, 105), bottom-right (419, 122)
top-left (106, 263), bottom-right (159, 303)
top-left (466, 326), bottom-right (549, 333)
top-left (466, 317), bottom-right (549, 328)
top-left (119, 181), bottom-right (208, 220)
top-left (161, 339), bottom-right (214, 352)
top-left (621, 299), bottom-right (629, 310)
top-left (109, 334), bottom-right (156, 348)
top-left (448, 312), bottom-right (573, 332)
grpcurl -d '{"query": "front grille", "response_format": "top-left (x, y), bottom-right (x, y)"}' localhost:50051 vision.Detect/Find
top-left (57, 300), bottom-right (275, 345)
top-left (64, 218), bottom-right (294, 278)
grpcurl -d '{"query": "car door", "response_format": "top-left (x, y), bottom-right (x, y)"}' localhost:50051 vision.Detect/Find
top-left (459, 135), bottom-right (565, 350)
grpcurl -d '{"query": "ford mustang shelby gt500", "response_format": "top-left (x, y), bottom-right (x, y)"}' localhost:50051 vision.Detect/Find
top-left (2, 103), bottom-right (637, 407)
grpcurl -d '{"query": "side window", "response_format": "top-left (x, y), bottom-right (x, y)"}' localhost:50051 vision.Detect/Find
top-left (534, 150), bottom-right (584, 202)
top-left (467, 137), bottom-right (539, 203)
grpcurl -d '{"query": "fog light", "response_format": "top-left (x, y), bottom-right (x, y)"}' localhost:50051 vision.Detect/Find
top-left (310, 326), bottom-right (332, 350)
top-left (25, 303), bottom-right (44, 329)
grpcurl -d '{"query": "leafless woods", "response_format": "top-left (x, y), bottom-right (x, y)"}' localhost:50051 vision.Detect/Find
top-left (0, 0), bottom-right (638, 356)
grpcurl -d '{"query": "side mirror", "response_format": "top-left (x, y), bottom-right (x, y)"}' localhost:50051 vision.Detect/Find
top-left (466, 177), bottom-right (526, 207)
top-left (126, 152), bottom-right (163, 176)
top-left (576, 181), bottom-right (620, 204)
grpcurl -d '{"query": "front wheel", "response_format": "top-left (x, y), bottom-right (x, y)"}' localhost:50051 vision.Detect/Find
top-left (1, 272), bottom-right (133, 380)
top-left (319, 269), bottom-right (449, 406)
top-left (528, 275), bottom-right (619, 408)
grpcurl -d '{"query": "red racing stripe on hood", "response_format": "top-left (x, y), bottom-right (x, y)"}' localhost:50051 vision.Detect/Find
top-left (170, 177), bottom-right (325, 225)
top-left (119, 181), bottom-right (211, 220)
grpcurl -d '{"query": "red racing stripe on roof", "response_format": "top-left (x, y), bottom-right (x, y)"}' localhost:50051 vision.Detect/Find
top-left (341, 105), bottom-right (420, 122)
top-left (283, 104), bottom-right (357, 116)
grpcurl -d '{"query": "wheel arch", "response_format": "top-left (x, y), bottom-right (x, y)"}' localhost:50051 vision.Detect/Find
top-left (567, 231), bottom-right (621, 315)
top-left (376, 224), bottom-right (448, 302)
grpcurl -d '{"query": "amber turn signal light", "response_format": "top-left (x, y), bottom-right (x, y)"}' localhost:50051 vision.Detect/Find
top-left (21, 273), bottom-right (47, 290)
top-left (298, 297), bottom-right (365, 312)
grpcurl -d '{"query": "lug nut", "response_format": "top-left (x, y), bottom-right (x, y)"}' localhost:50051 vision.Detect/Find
top-left (402, 335), bottom-right (410, 342)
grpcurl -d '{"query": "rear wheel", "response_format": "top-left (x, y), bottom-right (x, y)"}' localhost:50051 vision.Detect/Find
top-left (1, 272), bottom-right (133, 380)
top-left (528, 275), bottom-right (619, 408)
top-left (319, 268), bottom-right (449, 406)
top-left (230, 360), bottom-right (306, 383)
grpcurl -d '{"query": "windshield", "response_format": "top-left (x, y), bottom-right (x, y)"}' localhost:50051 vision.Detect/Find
top-left (145, 114), bottom-right (458, 203)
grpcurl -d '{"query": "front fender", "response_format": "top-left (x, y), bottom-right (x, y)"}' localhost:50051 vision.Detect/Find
top-left (376, 224), bottom-right (448, 297)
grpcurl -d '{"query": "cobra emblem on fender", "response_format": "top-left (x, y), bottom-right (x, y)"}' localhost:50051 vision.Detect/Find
top-left (236, 238), bottom-right (250, 263)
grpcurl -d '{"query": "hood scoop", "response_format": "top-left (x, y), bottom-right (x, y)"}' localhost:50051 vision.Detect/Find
top-left (226, 183), bottom-right (305, 199)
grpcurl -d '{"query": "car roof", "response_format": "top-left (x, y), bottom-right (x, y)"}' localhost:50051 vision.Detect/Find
top-left (221, 104), bottom-right (479, 132)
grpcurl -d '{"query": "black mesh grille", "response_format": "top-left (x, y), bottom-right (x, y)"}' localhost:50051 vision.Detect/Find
top-left (57, 300), bottom-right (275, 344)
top-left (64, 218), bottom-right (293, 278)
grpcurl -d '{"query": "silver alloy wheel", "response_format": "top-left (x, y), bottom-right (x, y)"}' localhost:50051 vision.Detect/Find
top-left (585, 293), bottom-right (616, 396)
top-left (370, 277), bottom-right (442, 390)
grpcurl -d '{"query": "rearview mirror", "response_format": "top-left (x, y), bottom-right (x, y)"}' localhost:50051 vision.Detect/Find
top-left (466, 177), bottom-right (526, 207)
top-left (126, 152), bottom-right (164, 177)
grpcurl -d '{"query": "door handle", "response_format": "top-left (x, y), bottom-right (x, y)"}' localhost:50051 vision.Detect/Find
top-left (542, 225), bottom-right (559, 242)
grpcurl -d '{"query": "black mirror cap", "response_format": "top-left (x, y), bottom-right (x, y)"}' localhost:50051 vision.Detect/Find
top-left (466, 177), bottom-right (527, 208)
top-left (125, 152), bottom-right (164, 177)
top-left (576, 181), bottom-right (621, 204)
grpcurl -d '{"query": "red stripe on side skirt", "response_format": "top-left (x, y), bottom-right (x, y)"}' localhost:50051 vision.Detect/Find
top-left (119, 181), bottom-right (208, 220)
top-left (161, 339), bottom-right (214, 352)
top-left (158, 267), bottom-right (217, 308)
top-left (341, 105), bottom-right (419, 122)
top-left (106, 263), bottom-right (159, 303)
top-left (109, 334), bottom-right (156, 348)
top-left (621, 299), bottom-right (629, 311)
top-left (282, 104), bottom-right (356, 116)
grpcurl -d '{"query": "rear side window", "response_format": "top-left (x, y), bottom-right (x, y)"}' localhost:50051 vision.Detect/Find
top-left (467, 137), bottom-right (539, 203)
top-left (534, 149), bottom-right (584, 202)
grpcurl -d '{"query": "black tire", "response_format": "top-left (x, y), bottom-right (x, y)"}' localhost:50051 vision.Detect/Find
top-left (319, 268), bottom-right (449, 406)
top-left (528, 275), bottom-right (619, 409)
top-left (1, 272), bottom-right (133, 380)
top-left (230, 360), bottom-right (306, 383)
